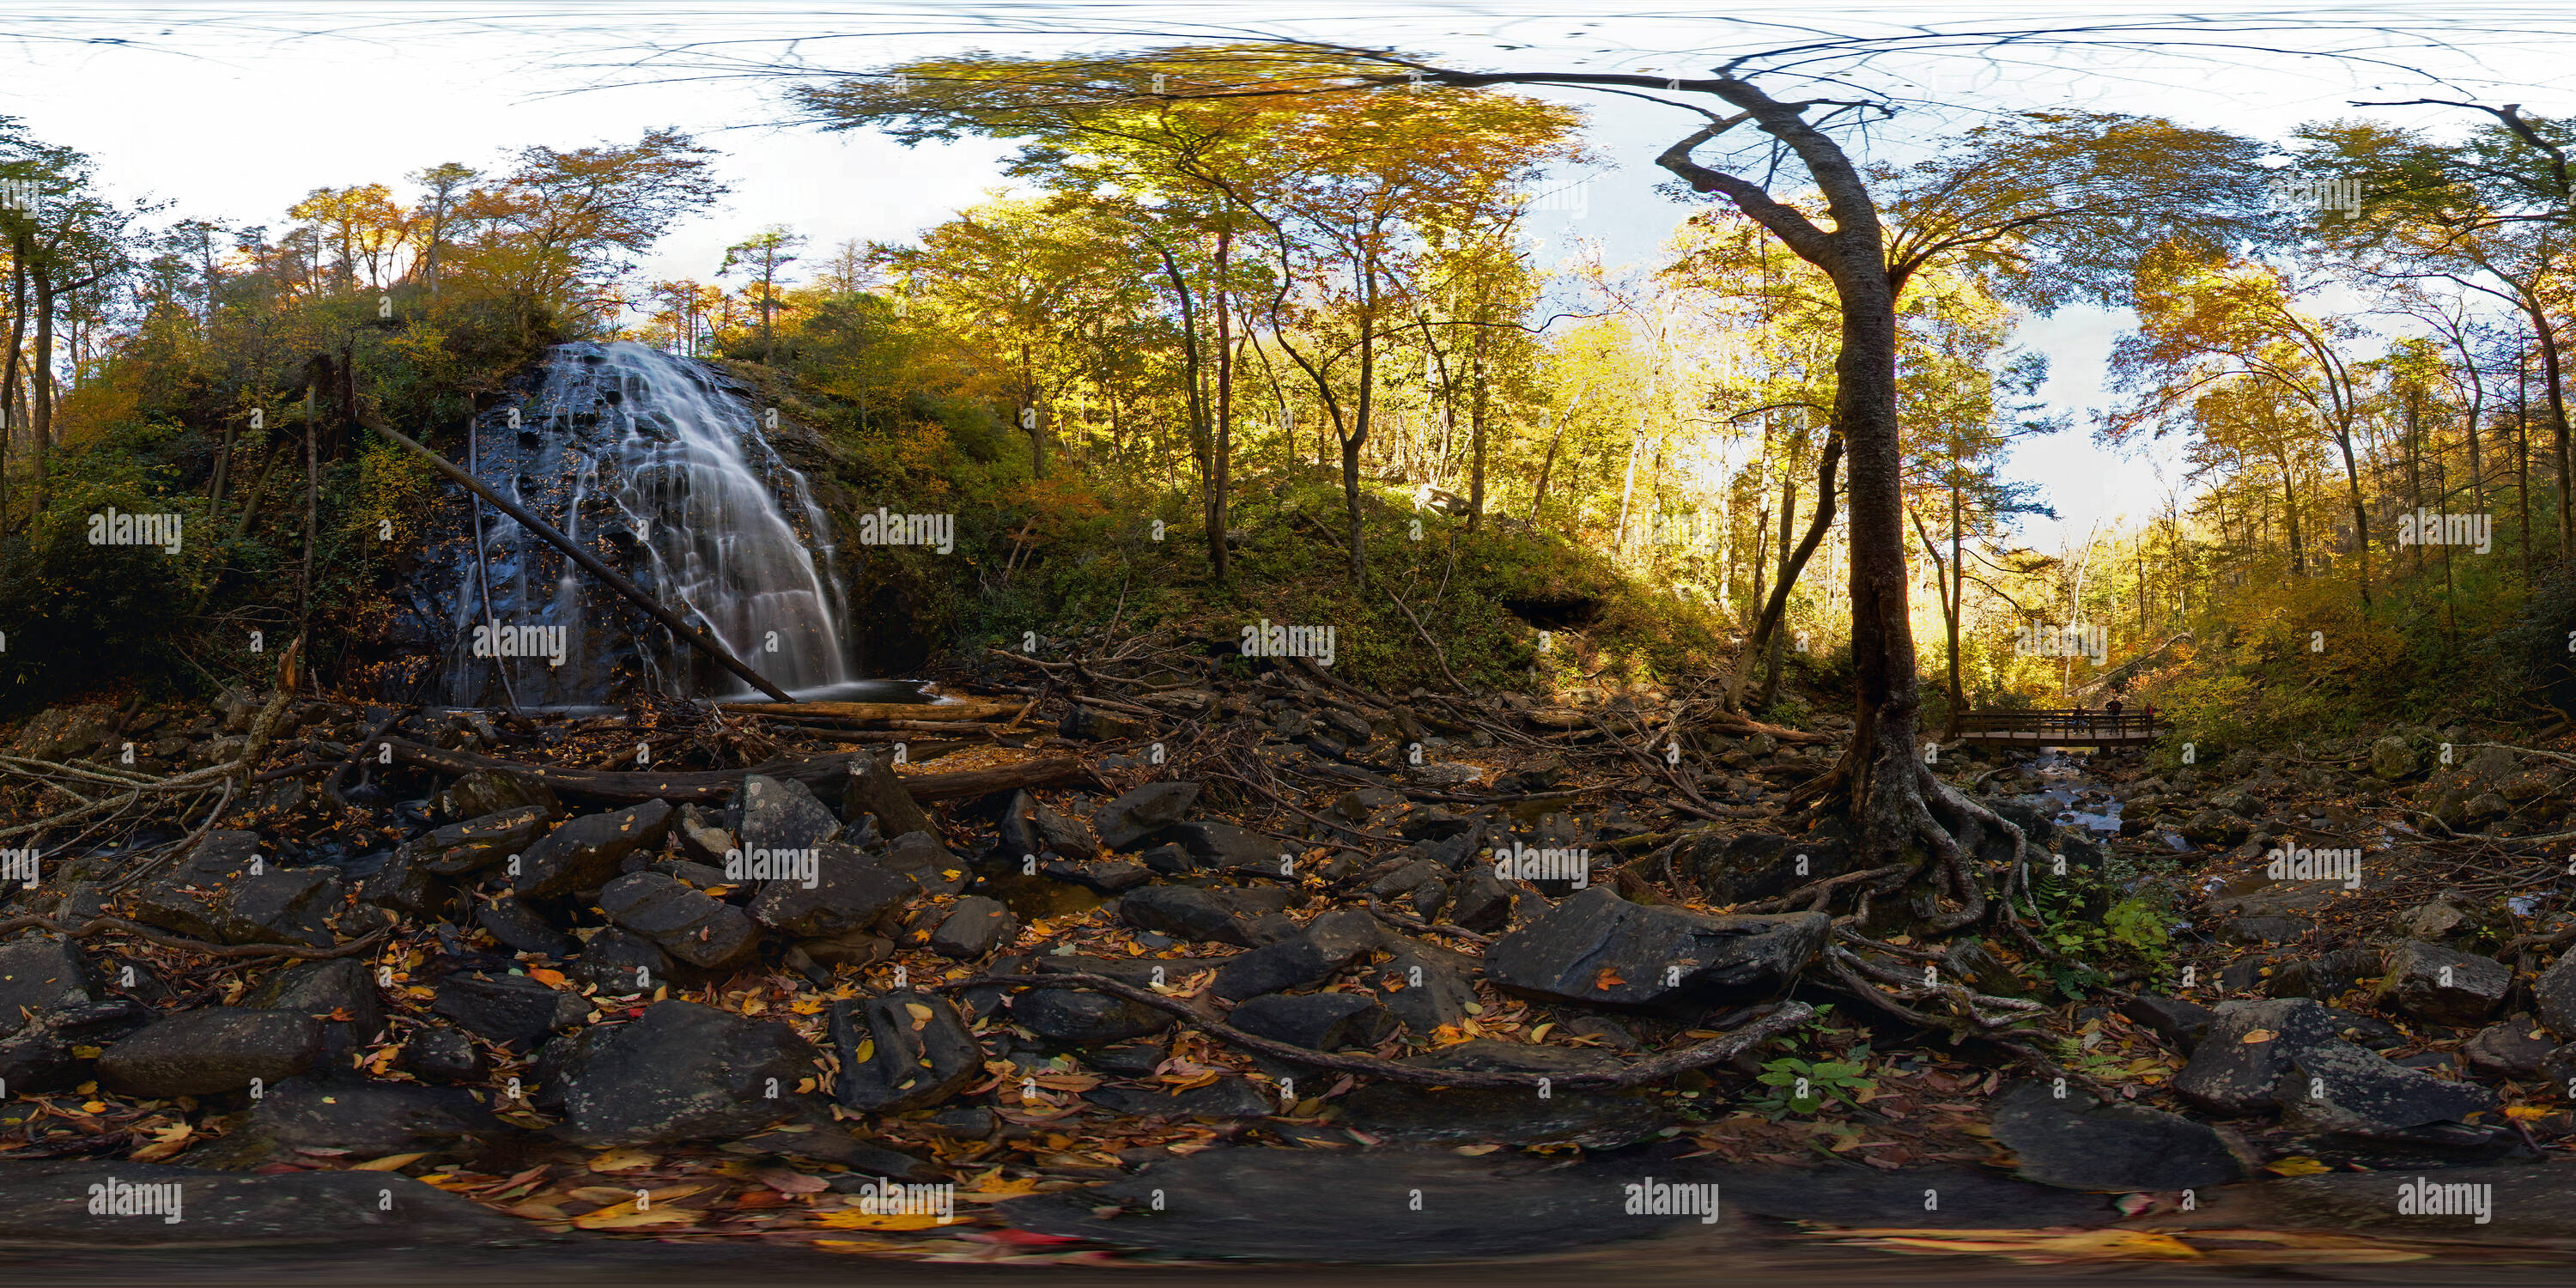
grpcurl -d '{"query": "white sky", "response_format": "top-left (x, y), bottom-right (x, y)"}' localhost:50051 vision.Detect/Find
top-left (6, 1), bottom-right (2572, 549)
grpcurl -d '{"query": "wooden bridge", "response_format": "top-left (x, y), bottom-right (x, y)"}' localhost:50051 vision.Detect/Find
top-left (1951, 709), bottom-right (2163, 748)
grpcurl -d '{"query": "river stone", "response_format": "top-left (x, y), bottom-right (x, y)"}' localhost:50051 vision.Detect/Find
top-left (1367, 941), bottom-right (1480, 1035)
top-left (1990, 1079), bottom-right (2240, 1191)
top-left (1041, 858), bottom-right (1152, 893)
top-left (1449, 865), bottom-right (1516, 932)
top-left (997, 1147), bottom-right (1699, 1261)
top-left (399, 1027), bottom-right (487, 1084)
top-left (403, 806), bottom-right (550, 877)
top-left (0, 1160), bottom-right (530, 1244)
top-left (2120, 993), bottom-right (2215, 1054)
top-left (2177, 809), bottom-right (2251, 848)
top-left (435, 769), bottom-right (560, 823)
top-left (1084, 1076), bottom-right (1273, 1119)
top-left (2369, 735), bottom-right (2421, 781)
top-left (1330, 1082), bottom-right (1666, 1149)
top-left (2275, 1038), bottom-right (2499, 1136)
top-left (842, 755), bottom-right (936, 841)
top-left (475, 896), bottom-right (577, 959)
top-left (598, 871), bottom-right (759, 969)
top-left (1166, 821), bottom-right (1292, 876)
top-left (738, 773), bottom-right (841, 856)
top-left (929, 896), bottom-right (1018, 959)
top-left (1485, 887), bottom-right (1827, 1009)
top-left (550, 1000), bottom-right (817, 1145)
top-left (829, 991), bottom-right (981, 1112)
top-left (1714, 1163), bottom-right (2118, 1229)
top-left (511, 799), bottom-right (673, 899)
top-left (1118, 884), bottom-right (1267, 946)
top-left (748, 841), bottom-right (916, 939)
top-left (0, 934), bottom-right (105, 1038)
top-left (126, 830), bottom-right (264, 942)
top-left (1212, 909), bottom-right (1381, 1000)
top-left (1013, 988), bottom-right (1174, 1045)
top-left (226, 1075), bottom-right (505, 1158)
top-left (1092, 781), bottom-right (1199, 850)
top-left (2268, 945), bottom-right (2385, 1001)
top-left (2530, 950), bottom-right (2576, 1040)
top-left (98, 1008), bottom-right (324, 1097)
top-left (243, 957), bottom-right (384, 1059)
top-left (2464, 1020), bottom-right (2558, 1078)
top-left (1227, 993), bottom-right (1394, 1051)
top-left (2174, 997), bottom-right (2345, 1115)
top-left (351, 847), bottom-right (454, 920)
top-left (2378, 940), bottom-right (2509, 1026)
top-left (428, 969), bottom-right (587, 1051)
top-left (570, 927), bottom-right (671, 994)
top-left (0, 999), bottom-right (150, 1094)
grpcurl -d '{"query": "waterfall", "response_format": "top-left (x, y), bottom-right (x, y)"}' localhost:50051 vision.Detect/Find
top-left (430, 341), bottom-right (856, 708)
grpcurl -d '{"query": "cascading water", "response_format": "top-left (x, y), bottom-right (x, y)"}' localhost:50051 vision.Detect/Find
top-left (428, 340), bottom-right (858, 708)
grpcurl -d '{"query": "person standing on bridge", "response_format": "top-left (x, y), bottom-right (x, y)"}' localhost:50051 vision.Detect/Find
top-left (2106, 697), bottom-right (2124, 717)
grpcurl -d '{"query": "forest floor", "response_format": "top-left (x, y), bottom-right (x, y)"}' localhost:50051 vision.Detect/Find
top-left (5, 636), bottom-right (2576, 1275)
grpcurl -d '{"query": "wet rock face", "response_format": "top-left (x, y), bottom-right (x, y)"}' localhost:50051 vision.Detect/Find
top-left (1091, 782), bottom-right (1200, 850)
top-left (738, 773), bottom-right (841, 855)
top-left (401, 806), bottom-right (550, 877)
top-left (2275, 1038), bottom-right (2500, 1138)
top-left (746, 841), bottom-right (916, 939)
top-left (0, 935), bottom-right (106, 1039)
top-left (2376, 941), bottom-right (2509, 1027)
top-left (830, 992), bottom-right (982, 1112)
top-left (1485, 888), bottom-right (1829, 1009)
top-left (548, 1000), bottom-right (818, 1145)
top-left (597, 871), bottom-right (759, 969)
top-left (1211, 909), bottom-right (1380, 1000)
top-left (2174, 997), bottom-right (2345, 1115)
top-left (1228, 993), bottom-right (1395, 1052)
top-left (1989, 1080), bottom-right (2242, 1192)
top-left (428, 969), bottom-right (588, 1052)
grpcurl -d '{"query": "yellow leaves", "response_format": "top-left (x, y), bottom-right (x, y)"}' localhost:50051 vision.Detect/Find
top-left (404, 986), bottom-right (437, 1000)
top-left (1591, 968), bottom-right (1625, 992)
top-left (1829, 1226), bottom-right (2427, 1266)
top-left (789, 998), bottom-right (826, 1015)
top-left (587, 1149), bottom-right (660, 1174)
top-left (573, 1205), bottom-right (702, 1230)
top-left (1453, 1144), bottom-right (1501, 1157)
top-left (80, 1101), bottom-right (109, 1115)
top-left (526, 969), bottom-right (568, 988)
top-left (1027, 1072), bottom-right (1100, 1092)
top-left (816, 1208), bottom-right (951, 1230)
top-left (2264, 1156), bottom-right (2331, 1176)
top-left (751, 1167), bottom-right (831, 1194)
top-left (2505, 1104), bottom-right (2553, 1122)
top-left (352, 1151), bottom-right (429, 1171)
top-left (904, 1003), bottom-right (935, 1029)
top-left (130, 1121), bottom-right (193, 1163)
top-left (954, 1170), bottom-right (1046, 1203)
top-left (2239, 1029), bottom-right (2276, 1044)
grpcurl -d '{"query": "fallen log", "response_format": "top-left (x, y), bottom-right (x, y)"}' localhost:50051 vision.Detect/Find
top-left (357, 736), bottom-right (1093, 804)
top-left (720, 699), bottom-right (1019, 723)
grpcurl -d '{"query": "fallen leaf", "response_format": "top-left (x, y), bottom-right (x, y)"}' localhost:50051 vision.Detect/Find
top-left (1592, 968), bottom-right (1625, 991)
top-left (352, 1151), bottom-right (429, 1171)
top-left (2264, 1156), bottom-right (2331, 1176)
top-left (588, 1149), bottom-right (659, 1174)
top-left (527, 969), bottom-right (568, 988)
top-left (815, 1208), bottom-right (954, 1230)
top-left (2240, 1029), bottom-right (2276, 1044)
top-left (573, 1206), bottom-right (703, 1230)
top-left (754, 1167), bottom-right (831, 1194)
top-left (1453, 1144), bottom-right (1501, 1156)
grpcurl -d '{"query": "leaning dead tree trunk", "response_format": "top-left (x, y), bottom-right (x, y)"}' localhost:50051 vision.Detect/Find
top-left (1724, 427), bottom-right (1843, 713)
top-left (361, 409), bottom-right (796, 702)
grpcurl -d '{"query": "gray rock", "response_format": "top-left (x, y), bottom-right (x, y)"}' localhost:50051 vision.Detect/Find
top-left (1166, 821), bottom-right (1293, 876)
top-left (930, 896), bottom-right (1018, 958)
top-left (738, 773), bottom-right (841, 856)
top-left (1084, 1076), bottom-right (1273, 1118)
top-left (2532, 950), bottom-right (2576, 1040)
top-left (878, 830), bottom-right (965, 895)
top-left (351, 847), bottom-right (453, 920)
top-left (475, 896), bottom-right (577, 958)
top-left (428, 969), bottom-right (587, 1051)
top-left (2120, 993), bottom-right (2215, 1054)
top-left (2268, 945), bottom-right (2385, 1002)
top-left (227, 1075), bottom-right (505, 1158)
top-left (1449, 865), bottom-right (1516, 932)
top-left (511, 799), bottom-right (674, 899)
top-left (1366, 942), bottom-right (1480, 1035)
top-left (829, 992), bottom-right (982, 1112)
top-left (434, 768), bottom-right (560, 823)
top-left (98, 1008), bottom-right (324, 1097)
top-left (1990, 1079), bottom-right (2242, 1191)
top-left (598, 871), bottom-right (759, 969)
top-left (2369, 735), bottom-right (2420, 781)
top-left (2275, 1038), bottom-right (2499, 1136)
top-left (1485, 887), bottom-right (1827, 1009)
top-left (0, 1160), bottom-right (529, 1243)
top-left (1040, 859), bottom-right (1152, 893)
top-left (398, 1027), bottom-right (487, 1084)
top-left (210, 866), bottom-right (345, 948)
top-left (2174, 997), bottom-right (2344, 1115)
top-left (1227, 993), bottom-right (1394, 1051)
top-left (0, 934), bottom-right (104, 1038)
top-left (2378, 941), bottom-right (2509, 1027)
top-left (673, 802), bottom-right (738, 865)
top-left (243, 957), bottom-right (384, 1058)
top-left (1013, 988), bottom-right (1174, 1045)
top-left (2464, 1020), bottom-right (2557, 1078)
top-left (1118, 884), bottom-right (1269, 946)
top-left (1091, 781), bottom-right (1199, 850)
top-left (402, 806), bottom-right (550, 877)
top-left (2178, 809), bottom-right (2251, 848)
top-left (0, 999), bottom-right (149, 1094)
top-left (1212, 908), bottom-right (1381, 1000)
top-left (842, 754), bottom-right (937, 840)
top-left (546, 1000), bottom-right (818, 1145)
top-left (570, 927), bottom-right (671, 994)
top-left (747, 841), bottom-right (916, 939)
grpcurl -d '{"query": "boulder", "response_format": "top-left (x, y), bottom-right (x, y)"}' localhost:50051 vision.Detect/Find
top-left (97, 1008), bottom-right (324, 1097)
top-left (1040, 859), bottom-right (1152, 893)
top-left (2120, 993), bottom-right (2215, 1054)
top-left (929, 896), bottom-right (1018, 959)
top-left (570, 927), bottom-right (671, 994)
top-left (829, 992), bottom-right (981, 1112)
top-left (1166, 821), bottom-right (1294, 876)
top-left (1091, 781), bottom-right (1199, 850)
top-left (1228, 993), bottom-right (1394, 1052)
top-left (673, 803), bottom-right (738, 866)
top-left (1449, 866), bottom-right (1516, 933)
top-left (548, 1000), bottom-right (817, 1145)
top-left (2464, 1020), bottom-right (2557, 1079)
top-left (1211, 909), bottom-right (1381, 1001)
top-left (1485, 887), bottom-right (1827, 1009)
top-left (0, 999), bottom-right (150, 1093)
top-left (878, 830), bottom-right (965, 896)
top-left (1012, 989), bottom-right (1174, 1045)
top-left (2369, 735), bottom-right (2420, 781)
top-left (2267, 945), bottom-right (2385, 1002)
top-left (1084, 1077), bottom-right (1273, 1119)
top-left (746, 841), bottom-right (915, 939)
top-left (401, 806), bottom-right (550, 877)
top-left (428, 969), bottom-right (587, 1051)
top-left (2275, 1038), bottom-right (2499, 1136)
top-left (434, 768), bottom-right (560, 822)
top-left (399, 1027), bottom-right (488, 1084)
top-left (1990, 1079), bottom-right (2240, 1191)
top-left (242, 957), bottom-right (384, 1058)
top-left (229, 1075), bottom-right (504, 1157)
top-left (2178, 809), bottom-right (2251, 848)
top-left (2173, 997), bottom-right (2344, 1115)
top-left (842, 755), bottom-right (936, 841)
top-left (126, 830), bottom-right (263, 941)
top-left (738, 773), bottom-right (841, 856)
top-left (209, 866), bottom-right (344, 949)
top-left (474, 896), bottom-right (577, 959)
top-left (2377, 941), bottom-right (2509, 1027)
top-left (1366, 942), bottom-right (1481, 1036)
top-left (2531, 950), bottom-right (2576, 1040)
top-left (598, 872), bottom-right (759, 969)
top-left (351, 848), bottom-right (453, 920)
top-left (1119, 884), bottom-right (1273, 946)
top-left (0, 934), bottom-right (105, 1038)
top-left (510, 799), bottom-right (673, 900)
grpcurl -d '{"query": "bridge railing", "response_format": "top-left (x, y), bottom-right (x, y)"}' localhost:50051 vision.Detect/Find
top-left (1953, 709), bottom-right (2161, 741)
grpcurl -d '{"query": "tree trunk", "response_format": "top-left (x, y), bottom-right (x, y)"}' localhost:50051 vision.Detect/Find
top-left (1948, 480), bottom-right (1965, 730)
top-left (2530, 307), bottom-right (2573, 556)
top-left (1, 236), bottom-right (23, 528)
top-left (1212, 231), bottom-right (1233, 581)
top-left (30, 258), bottom-right (53, 507)
top-left (2330, 417), bottom-right (2372, 611)
top-left (1757, 474), bottom-right (1796, 709)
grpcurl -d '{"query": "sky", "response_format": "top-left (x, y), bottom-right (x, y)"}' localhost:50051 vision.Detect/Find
top-left (5, 1), bottom-right (2573, 551)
